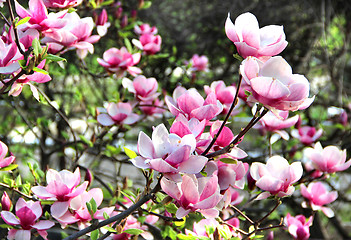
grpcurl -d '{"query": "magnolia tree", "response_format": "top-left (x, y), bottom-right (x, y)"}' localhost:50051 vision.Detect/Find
top-left (0, 0), bottom-right (350, 240)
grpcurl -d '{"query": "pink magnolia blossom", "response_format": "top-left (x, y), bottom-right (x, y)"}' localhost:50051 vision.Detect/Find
top-left (42, 12), bottom-right (100, 59)
top-left (1, 198), bottom-right (54, 240)
top-left (95, 9), bottom-right (111, 37)
top-left (0, 39), bottom-right (21, 74)
top-left (31, 168), bottom-right (88, 202)
top-left (8, 60), bottom-right (51, 100)
top-left (161, 173), bottom-right (223, 219)
top-left (54, 188), bottom-right (114, 229)
top-left (122, 75), bottom-right (159, 101)
top-left (132, 33), bottom-right (162, 55)
top-left (1, 192), bottom-right (12, 211)
top-left (170, 115), bottom-right (206, 139)
top-left (131, 124), bottom-right (208, 176)
top-left (216, 160), bottom-right (249, 190)
top-left (190, 54), bottom-right (209, 72)
top-left (300, 181), bottom-right (338, 217)
top-left (304, 142), bottom-right (351, 173)
top-left (291, 126), bottom-right (323, 146)
top-left (185, 218), bottom-right (237, 239)
top-left (250, 156), bottom-right (303, 199)
top-left (97, 102), bottom-right (140, 126)
top-left (240, 56), bottom-right (314, 113)
top-left (204, 80), bottom-right (242, 115)
top-left (43, 0), bottom-right (83, 9)
top-left (97, 47), bottom-right (141, 77)
top-left (139, 98), bottom-right (165, 117)
top-left (134, 23), bottom-right (158, 35)
top-left (165, 87), bottom-right (223, 121)
top-left (225, 12), bottom-right (287, 58)
top-left (258, 110), bottom-right (299, 141)
top-left (15, 0), bottom-right (67, 35)
top-left (0, 140), bottom-right (15, 168)
top-left (284, 213), bottom-right (313, 240)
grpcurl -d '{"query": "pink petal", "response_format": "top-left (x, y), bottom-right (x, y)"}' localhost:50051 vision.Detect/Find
top-left (137, 131), bottom-right (155, 159)
top-left (97, 114), bottom-right (115, 126)
top-left (160, 177), bottom-right (182, 200)
top-left (178, 155), bottom-right (207, 174)
top-left (251, 76), bottom-right (290, 99)
top-left (1, 211), bottom-right (20, 225)
top-left (225, 14), bottom-right (240, 43)
top-left (149, 158), bottom-right (177, 173)
top-left (31, 220), bottom-right (54, 230)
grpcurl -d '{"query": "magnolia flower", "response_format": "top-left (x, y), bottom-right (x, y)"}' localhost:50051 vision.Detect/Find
top-left (250, 156), bottom-right (303, 199)
top-left (15, 0), bottom-right (67, 35)
top-left (291, 126), bottom-right (323, 146)
top-left (131, 124), bottom-right (207, 176)
top-left (216, 160), bottom-right (249, 190)
top-left (225, 12), bottom-right (287, 58)
top-left (139, 98), bottom-right (165, 117)
top-left (43, 0), bottom-right (83, 8)
top-left (300, 181), bottom-right (338, 217)
top-left (95, 9), bottom-right (111, 37)
top-left (97, 47), bottom-right (141, 77)
top-left (161, 174), bottom-right (223, 219)
top-left (304, 142), bottom-right (351, 173)
top-left (284, 213), bottom-right (313, 240)
top-left (134, 23), bottom-right (158, 35)
top-left (41, 12), bottom-right (100, 59)
top-left (122, 75), bottom-right (159, 102)
top-left (0, 39), bottom-right (21, 74)
top-left (189, 54), bottom-right (209, 72)
top-left (1, 198), bottom-right (54, 240)
top-left (97, 102), bottom-right (140, 126)
top-left (170, 115), bottom-right (206, 139)
top-left (165, 88), bottom-right (223, 121)
top-left (0, 141), bottom-right (15, 168)
top-left (240, 56), bottom-right (314, 113)
top-left (54, 188), bottom-right (114, 229)
top-left (132, 33), bottom-right (162, 55)
top-left (204, 80), bottom-right (241, 115)
top-left (258, 110), bottom-right (299, 141)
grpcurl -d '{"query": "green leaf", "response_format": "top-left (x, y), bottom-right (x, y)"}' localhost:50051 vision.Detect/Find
top-left (123, 228), bottom-right (144, 235)
top-left (68, 8), bottom-right (76, 13)
top-left (0, 224), bottom-right (14, 229)
top-left (102, 226), bottom-right (117, 233)
top-left (219, 158), bottom-right (238, 164)
top-left (162, 225), bottom-right (177, 240)
top-left (124, 38), bottom-right (133, 53)
top-left (32, 38), bottom-right (41, 57)
top-left (16, 17), bottom-right (31, 27)
top-left (40, 200), bottom-right (56, 205)
top-left (165, 203), bottom-right (178, 214)
top-left (141, 1), bottom-right (152, 9)
top-left (33, 67), bottom-right (48, 75)
top-left (176, 233), bottom-right (202, 240)
top-left (44, 54), bottom-right (66, 62)
top-left (89, 198), bottom-right (98, 214)
top-left (17, 59), bottom-right (27, 68)
top-left (15, 175), bottom-right (22, 186)
top-left (120, 190), bottom-right (136, 204)
top-left (91, 229), bottom-right (99, 240)
top-left (0, 164), bottom-right (18, 171)
top-left (79, 135), bottom-right (93, 148)
top-left (233, 53), bottom-right (244, 62)
top-left (103, 212), bottom-right (109, 220)
top-left (123, 147), bottom-right (137, 159)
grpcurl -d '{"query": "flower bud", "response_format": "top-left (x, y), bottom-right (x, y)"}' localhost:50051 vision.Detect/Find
top-left (85, 169), bottom-right (93, 187)
top-left (1, 191), bottom-right (12, 211)
top-left (120, 14), bottom-right (128, 28)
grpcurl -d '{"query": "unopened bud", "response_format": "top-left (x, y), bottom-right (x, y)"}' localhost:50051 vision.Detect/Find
top-left (1, 191), bottom-right (12, 211)
top-left (85, 169), bottom-right (93, 187)
top-left (120, 14), bottom-right (128, 28)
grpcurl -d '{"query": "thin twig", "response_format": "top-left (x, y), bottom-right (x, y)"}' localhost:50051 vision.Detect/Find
top-left (0, 182), bottom-right (34, 200)
top-left (202, 76), bottom-right (243, 156)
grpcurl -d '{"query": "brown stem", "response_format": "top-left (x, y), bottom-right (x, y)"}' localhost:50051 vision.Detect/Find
top-left (205, 107), bottom-right (269, 159)
top-left (202, 76), bottom-right (243, 156)
top-left (6, 0), bottom-right (25, 55)
top-left (0, 69), bottom-right (26, 94)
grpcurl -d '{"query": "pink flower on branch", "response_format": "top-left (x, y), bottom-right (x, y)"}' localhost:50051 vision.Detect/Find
top-left (225, 12), bottom-right (288, 58)
top-left (122, 75), bottom-right (159, 102)
top-left (15, 0), bottom-right (68, 34)
top-left (0, 141), bottom-right (15, 168)
top-left (1, 198), bottom-right (54, 240)
top-left (43, 0), bottom-right (83, 9)
top-left (97, 47), bottom-right (141, 78)
top-left (97, 102), bottom-right (140, 126)
top-left (132, 33), bottom-right (162, 55)
top-left (165, 87), bottom-right (223, 121)
top-left (95, 9), bottom-right (111, 37)
top-left (134, 23), bottom-right (158, 35)
top-left (240, 56), bottom-right (314, 113)
top-left (131, 124), bottom-right (207, 176)
top-left (300, 181), bottom-right (338, 218)
top-left (284, 213), bottom-right (313, 240)
top-left (291, 126), bottom-right (323, 146)
top-left (250, 156), bottom-right (303, 199)
top-left (304, 142), bottom-right (351, 173)
top-left (189, 54), bottom-right (209, 72)
top-left (161, 174), bottom-right (223, 219)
